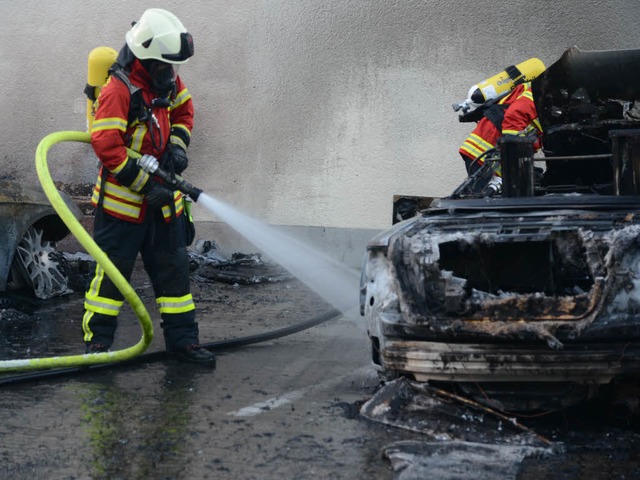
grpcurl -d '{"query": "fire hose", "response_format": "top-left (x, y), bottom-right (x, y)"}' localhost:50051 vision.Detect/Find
top-left (0, 130), bottom-right (340, 380)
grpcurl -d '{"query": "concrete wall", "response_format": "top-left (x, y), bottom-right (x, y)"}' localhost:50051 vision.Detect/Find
top-left (2, 1), bottom-right (639, 266)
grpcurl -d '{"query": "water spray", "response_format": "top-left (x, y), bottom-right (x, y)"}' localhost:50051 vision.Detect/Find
top-left (138, 152), bottom-right (360, 313)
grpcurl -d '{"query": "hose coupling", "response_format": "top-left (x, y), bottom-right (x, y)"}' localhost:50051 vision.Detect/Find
top-left (138, 154), bottom-right (160, 174)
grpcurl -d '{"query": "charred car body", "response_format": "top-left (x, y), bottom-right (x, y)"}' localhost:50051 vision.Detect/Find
top-left (360, 47), bottom-right (640, 413)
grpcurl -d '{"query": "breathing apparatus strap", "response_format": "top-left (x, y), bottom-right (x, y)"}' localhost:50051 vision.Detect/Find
top-left (110, 66), bottom-right (176, 151)
top-left (483, 103), bottom-right (508, 131)
top-left (95, 166), bottom-right (109, 224)
top-left (92, 59), bottom-right (180, 225)
top-left (505, 64), bottom-right (523, 81)
top-left (108, 67), bottom-right (147, 126)
top-left (84, 84), bottom-right (98, 102)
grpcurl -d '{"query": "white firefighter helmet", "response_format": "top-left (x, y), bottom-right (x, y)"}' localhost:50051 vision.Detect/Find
top-left (126, 8), bottom-right (194, 64)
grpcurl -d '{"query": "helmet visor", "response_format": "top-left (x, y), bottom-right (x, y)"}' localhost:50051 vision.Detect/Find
top-left (161, 32), bottom-right (194, 63)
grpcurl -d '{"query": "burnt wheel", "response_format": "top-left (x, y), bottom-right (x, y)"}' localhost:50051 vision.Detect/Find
top-left (10, 226), bottom-right (69, 299)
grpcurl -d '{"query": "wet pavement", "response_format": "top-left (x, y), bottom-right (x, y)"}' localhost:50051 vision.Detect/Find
top-left (0, 261), bottom-right (404, 479)
top-left (2, 259), bottom-right (640, 479)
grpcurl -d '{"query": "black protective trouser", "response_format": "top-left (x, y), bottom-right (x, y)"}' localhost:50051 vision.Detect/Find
top-left (82, 208), bottom-right (199, 351)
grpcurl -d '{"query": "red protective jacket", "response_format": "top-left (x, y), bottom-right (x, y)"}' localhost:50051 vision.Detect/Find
top-left (459, 83), bottom-right (542, 167)
top-left (90, 59), bottom-right (194, 223)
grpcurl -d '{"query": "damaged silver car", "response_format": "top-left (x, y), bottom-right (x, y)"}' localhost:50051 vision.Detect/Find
top-left (0, 179), bottom-right (83, 299)
top-left (360, 47), bottom-right (640, 413)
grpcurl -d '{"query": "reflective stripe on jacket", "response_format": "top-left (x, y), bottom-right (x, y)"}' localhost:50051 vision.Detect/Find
top-left (90, 176), bottom-right (185, 222)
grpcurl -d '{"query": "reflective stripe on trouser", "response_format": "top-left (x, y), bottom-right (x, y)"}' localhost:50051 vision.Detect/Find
top-left (157, 294), bottom-right (198, 351)
top-left (82, 207), bottom-right (199, 350)
top-left (82, 255), bottom-right (135, 345)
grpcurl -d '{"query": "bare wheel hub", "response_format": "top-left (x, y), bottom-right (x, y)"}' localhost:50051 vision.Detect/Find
top-left (13, 227), bottom-right (69, 299)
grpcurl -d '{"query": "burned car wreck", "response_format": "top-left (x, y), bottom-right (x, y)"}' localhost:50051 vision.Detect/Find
top-left (360, 47), bottom-right (640, 413)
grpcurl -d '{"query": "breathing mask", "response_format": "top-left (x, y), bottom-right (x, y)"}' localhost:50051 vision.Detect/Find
top-left (142, 59), bottom-right (179, 97)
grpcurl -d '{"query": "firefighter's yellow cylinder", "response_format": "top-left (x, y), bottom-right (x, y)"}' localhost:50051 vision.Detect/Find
top-left (86, 46), bottom-right (117, 131)
top-left (469, 57), bottom-right (546, 105)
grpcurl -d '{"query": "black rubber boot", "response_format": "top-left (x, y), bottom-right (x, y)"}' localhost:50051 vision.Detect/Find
top-left (170, 344), bottom-right (216, 366)
top-left (85, 343), bottom-right (111, 354)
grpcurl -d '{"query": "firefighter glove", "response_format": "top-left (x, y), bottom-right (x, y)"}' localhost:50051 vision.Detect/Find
top-left (163, 144), bottom-right (189, 175)
top-left (114, 157), bottom-right (151, 192)
top-left (144, 181), bottom-right (174, 209)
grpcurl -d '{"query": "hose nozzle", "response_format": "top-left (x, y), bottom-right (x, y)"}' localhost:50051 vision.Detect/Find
top-left (138, 154), bottom-right (203, 202)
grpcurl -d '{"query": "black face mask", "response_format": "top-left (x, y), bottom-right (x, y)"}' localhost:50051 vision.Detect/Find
top-left (141, 59), bottom-right (176, 97)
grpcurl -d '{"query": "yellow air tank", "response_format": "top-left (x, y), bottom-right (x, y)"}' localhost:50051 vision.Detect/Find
top-left (454, 57), bottom-right (546, 113)
top-left (86, 46), bottom-right (117, 131)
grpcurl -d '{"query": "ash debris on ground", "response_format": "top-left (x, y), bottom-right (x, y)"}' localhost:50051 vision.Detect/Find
top-left (358, 378), bottom-right (559, 479)
top-left (58, 239), bottom-right (293, 294)
top-left (383, 440), bottom-right (554, 480)
top-left (0, 307), bottom-right (42, 359)
top-left (61, 251), bottom-right (99, 293)
top-left (188, 239), bottom-right (293, 285)
top-left (0, 239), bottom-right (300, 360)
top-left (360, 377), bottom-right (640, 479)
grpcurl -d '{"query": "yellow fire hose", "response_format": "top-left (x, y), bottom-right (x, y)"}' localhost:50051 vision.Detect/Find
top-left (0, 130), bottom-right (154, 372)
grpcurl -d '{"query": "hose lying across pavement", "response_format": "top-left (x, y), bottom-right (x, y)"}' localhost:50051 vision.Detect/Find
top-left (0, 130), bottom-right (341, 383)
top-left (0, 307), bottom-right (341, 386)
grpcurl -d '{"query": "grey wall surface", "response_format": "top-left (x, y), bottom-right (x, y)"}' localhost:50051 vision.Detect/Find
top-left (2, 1), bottom-right (639, 264)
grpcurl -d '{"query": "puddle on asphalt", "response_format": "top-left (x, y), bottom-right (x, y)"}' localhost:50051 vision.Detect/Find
top-left (75, 362), bottom-right (201, 478)
top-left (0, 359), bottom-right (212, 479)
top-left (0, 292), bottom-right (84, 360)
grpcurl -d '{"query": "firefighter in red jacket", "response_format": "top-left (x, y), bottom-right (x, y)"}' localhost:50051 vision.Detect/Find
top-left (459, 82), bottom-right (542, 183)
top-left (83, 8), bottom-right (215, 365)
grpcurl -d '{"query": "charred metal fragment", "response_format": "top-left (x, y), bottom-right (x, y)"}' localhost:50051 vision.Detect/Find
top-left (190, 247), bottom-right (292, 285)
